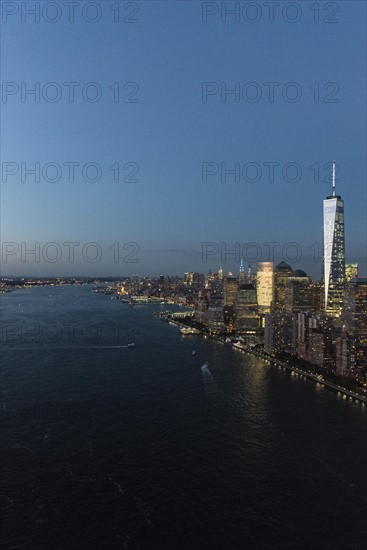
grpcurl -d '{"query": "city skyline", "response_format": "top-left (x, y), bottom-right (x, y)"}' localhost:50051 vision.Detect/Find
top-left (1, 3), bottom-right (367, 548)
top-left (1, 174), bottom-right (363, 279)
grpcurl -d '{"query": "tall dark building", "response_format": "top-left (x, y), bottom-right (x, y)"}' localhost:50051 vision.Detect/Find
top-left (285, 270), bottom-right (312, 313)
top-left (342, 278), bottom-right (367, 350)
top-left (235, 284), bottom-right (258, 333)
top-left (223, 276), bottom-right (238, 306)
top-left (273, 261), bottom-right (293, 309)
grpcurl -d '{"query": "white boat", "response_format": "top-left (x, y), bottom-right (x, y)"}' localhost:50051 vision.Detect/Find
top-left (180, 327), bottom-right (201, 335)
top-left (127, 343), bottom-right (136, 348)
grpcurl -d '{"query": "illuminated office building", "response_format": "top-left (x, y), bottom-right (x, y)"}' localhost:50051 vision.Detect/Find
top-left (256, 262), bottom-right (274, 316)
top-left (345, 263), bottom-right (358, 283)
top-left (184, 272), bottom-right (202, 286)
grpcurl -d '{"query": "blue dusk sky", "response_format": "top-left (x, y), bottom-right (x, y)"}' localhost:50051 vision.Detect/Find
top-left (1, 0), bottom-right (366, 278)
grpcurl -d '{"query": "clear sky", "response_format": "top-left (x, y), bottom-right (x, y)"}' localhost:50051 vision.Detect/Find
top-left (1, 0), bottom-right (366, 279)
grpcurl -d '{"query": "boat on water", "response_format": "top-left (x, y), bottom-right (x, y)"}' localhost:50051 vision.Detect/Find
top-left (225, 337), bottom-right (232, 344)
top-left (180, 327), bottom-right (201, 335)
top-left (127, 343), bottom-right (137, 348)
top-left (129, 296), bottom-right (149, 305)
top-left (192, 350), bottom-right (196, 355)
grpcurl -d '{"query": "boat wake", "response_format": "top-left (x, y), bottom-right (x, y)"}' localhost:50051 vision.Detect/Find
top-left (84, 345), bottom-right (137, 350)
top-left (201, 362), bottom-right (218, 395)
top-left (2, 345), bottom-right (134, 351)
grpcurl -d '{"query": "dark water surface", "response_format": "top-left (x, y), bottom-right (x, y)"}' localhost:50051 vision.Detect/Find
top-left (1, 286), bottom-right (366, 549)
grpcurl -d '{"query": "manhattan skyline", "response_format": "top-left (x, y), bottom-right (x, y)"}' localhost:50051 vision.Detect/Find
top-left (1, 3), bottom-right (367, 549)
top-left (0, 173), bottom-right (363, 280)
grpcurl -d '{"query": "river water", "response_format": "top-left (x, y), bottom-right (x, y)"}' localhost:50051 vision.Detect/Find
top-left (1, 285), bottom-right (366, 549)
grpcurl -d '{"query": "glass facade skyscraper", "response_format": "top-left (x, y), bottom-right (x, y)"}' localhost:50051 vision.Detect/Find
top-left (323, 162), bottom-right (345, 317)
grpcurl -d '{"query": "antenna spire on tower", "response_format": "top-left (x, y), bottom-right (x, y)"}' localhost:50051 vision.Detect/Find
top-left (332, 160), bottom-right (336, 196)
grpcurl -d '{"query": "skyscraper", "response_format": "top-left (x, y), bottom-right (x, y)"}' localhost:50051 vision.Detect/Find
top-left (273, 261), bottom-right (293, 309)
top-left (256, 262), bottom-right (274, 316)
top-left (285, 270), bottom-right (312, 313)
top-left (223, 276), bottom-right (238, 306)
top-left (345, 263), bottom-right (358, 282)
top-left (239, 258), bottom-right (245, 283)
top-left (235, 284), bottom-right (258, 333)
top-left (342, 278), bottom-right (367, 349)
top-left (323, 161), bottom-right (345, 317)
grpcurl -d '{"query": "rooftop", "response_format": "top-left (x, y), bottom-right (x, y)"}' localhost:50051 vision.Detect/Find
top-left (275, 261), bottom-right (292, 271)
